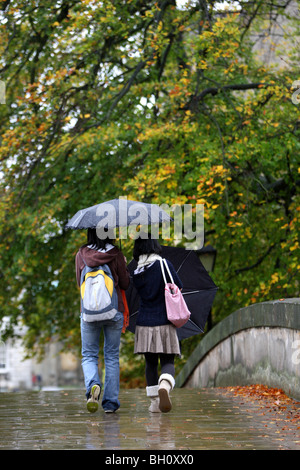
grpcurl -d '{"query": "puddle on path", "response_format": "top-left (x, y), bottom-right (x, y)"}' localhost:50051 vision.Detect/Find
top-left (0, 388), bottom-right (299, 450)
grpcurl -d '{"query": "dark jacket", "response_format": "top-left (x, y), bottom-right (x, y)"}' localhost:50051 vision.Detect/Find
top-left (75, 245), bottom-right (130, 313)
top-left (133, 259), bottom-right (183, 327)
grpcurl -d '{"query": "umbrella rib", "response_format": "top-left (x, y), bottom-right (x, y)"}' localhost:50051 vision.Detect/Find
top-left (182, 287), bottom-right (218, 295)
top-left (186, 317), bottom-right (204, 332)
top-left (182, 290), bottom-right (201, 296)
top-left (130, 310), bottom-right (139, 316)
top-left (176, 250), bottom-right (193, 274)
top-left (70, 210), bottom-right (85, 227)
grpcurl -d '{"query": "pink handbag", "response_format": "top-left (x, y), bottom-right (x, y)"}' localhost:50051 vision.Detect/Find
top-left (160, 258), bottom-right (191, 328)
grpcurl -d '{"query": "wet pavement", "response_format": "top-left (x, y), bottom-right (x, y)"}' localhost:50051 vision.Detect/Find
top-left (0, 388), bottom-right (299, 451)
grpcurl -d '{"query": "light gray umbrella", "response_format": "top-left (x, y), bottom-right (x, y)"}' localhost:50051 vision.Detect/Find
top-left (65, 198), bottom-right (172, 231)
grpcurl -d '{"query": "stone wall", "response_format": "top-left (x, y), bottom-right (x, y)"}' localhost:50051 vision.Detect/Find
top-left (176, 299), bottom-right (300, 400)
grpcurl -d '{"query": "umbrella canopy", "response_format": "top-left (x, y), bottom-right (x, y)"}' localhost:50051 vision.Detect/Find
top-left (126, 245), bottom-right (218, 340)
top-left (65, 198), bottom-right (172, 230)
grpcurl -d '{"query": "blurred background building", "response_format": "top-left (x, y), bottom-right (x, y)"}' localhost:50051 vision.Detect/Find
top-left (0, 320), bottom-right (83, 392)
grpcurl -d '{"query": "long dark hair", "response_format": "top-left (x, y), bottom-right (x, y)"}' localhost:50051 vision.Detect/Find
top-left (133, 236), bottom-right (162, 261)
top-left (86, 228), bottom-right (114, 250)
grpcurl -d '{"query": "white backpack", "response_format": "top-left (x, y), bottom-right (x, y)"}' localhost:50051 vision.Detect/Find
top-left (79, 251), bottom-right (118, 322)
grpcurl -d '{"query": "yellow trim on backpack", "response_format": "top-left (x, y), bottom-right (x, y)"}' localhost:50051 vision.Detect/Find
top-left (81, 270), bottom-right (114, 300)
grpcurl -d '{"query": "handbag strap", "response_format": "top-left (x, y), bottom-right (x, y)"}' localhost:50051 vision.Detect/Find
top-left (160, 258), bottom-right (174, 285)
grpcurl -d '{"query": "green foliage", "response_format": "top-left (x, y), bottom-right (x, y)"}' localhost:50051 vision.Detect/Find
top-left (0, 1), bottom-right (299, 383)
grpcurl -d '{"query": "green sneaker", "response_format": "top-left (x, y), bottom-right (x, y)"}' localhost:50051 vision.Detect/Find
top-left (87, 384), bottom-right (101, 413)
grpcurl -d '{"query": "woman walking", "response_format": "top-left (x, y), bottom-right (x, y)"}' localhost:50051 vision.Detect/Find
top-left (76, 228), bottom-right (130, 413)
top-left (132, 236), bottom-right (183, 413)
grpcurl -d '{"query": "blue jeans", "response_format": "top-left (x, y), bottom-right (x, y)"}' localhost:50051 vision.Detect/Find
top-left (80, 312), bottom-right (123, 412)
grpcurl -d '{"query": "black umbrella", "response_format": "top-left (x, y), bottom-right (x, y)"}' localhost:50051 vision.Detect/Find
top-left (126, 245), bottom-right (218, 340)
top-left (65, 198), bottom-right (172, 230)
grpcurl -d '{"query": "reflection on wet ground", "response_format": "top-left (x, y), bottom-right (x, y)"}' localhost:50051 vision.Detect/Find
top-left (0, 388), bottom-right (299, 450)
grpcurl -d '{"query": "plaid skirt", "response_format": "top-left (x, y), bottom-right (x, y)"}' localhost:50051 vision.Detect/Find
top-left (134, 324), bottom-right (180, 355)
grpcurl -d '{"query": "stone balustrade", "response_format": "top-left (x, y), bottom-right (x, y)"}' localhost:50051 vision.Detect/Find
top-left (176, 298), bottom-right (300, 400)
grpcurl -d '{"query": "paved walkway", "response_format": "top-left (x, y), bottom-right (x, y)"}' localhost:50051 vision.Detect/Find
top-left (0, 388), bottom-right (299, 451)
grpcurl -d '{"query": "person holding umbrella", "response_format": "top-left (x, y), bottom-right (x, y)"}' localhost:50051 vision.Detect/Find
top-left (132, 235), bottom-right (183, 413)
top-left (75, 228), bottom-right (130, 413)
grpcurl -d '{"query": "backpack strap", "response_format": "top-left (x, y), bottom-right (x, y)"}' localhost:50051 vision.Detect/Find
top-left (79, 248), bottom-right (88, 266)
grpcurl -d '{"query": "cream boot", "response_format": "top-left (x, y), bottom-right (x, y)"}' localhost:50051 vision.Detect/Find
top-left (146, 385), bottom-right (161, 413)
top-left (158, 373), bottom-right (175, 413)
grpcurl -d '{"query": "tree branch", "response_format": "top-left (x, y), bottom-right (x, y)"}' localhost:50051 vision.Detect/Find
top-left (234, 243), bottom-right (276, 276)
top-left (185, 82), bottom-right (268, 111)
